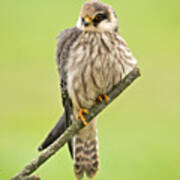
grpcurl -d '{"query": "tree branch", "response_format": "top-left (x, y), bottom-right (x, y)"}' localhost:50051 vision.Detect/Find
top-left (10, 67), bottom-right (140, 180)
top-left (23, 175), bottom-right (40, 180)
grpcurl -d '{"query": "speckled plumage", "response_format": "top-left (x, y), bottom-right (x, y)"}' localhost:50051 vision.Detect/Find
top-left (67, 31), bottom-right (136, 111)
top-left (53, 0), bottom-right (137, 179)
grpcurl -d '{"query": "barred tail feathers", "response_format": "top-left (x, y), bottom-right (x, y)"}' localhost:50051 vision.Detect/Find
top-left (73, 118), bottom-right (99, 179)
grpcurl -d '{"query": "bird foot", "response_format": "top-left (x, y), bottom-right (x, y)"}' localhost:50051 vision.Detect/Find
top-left (96, 94), bottom-right (109, 103)
top-left (76, 108), bottom-right (89, 126)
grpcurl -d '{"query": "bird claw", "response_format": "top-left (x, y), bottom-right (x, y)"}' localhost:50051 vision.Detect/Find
top-left (76, 108), bottom-right (89, 126)
top-left (103, 94), bottom-right (109, 103)
top-left (97, 96), bottom-right (103, 102)
top-left (96, 94), bottom-right (109, 103)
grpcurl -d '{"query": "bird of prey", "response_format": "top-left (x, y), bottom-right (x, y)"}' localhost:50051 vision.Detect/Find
top-left (38, 0), bottom-right (137, 179)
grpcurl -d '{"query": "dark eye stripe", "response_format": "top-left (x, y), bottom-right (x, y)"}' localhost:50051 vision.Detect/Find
top-left (93, 13), bottom-right (108, 27)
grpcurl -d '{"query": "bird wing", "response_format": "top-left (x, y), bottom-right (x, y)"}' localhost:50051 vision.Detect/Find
top-left (56, 27), bottom-right (82, 109)
top-left (56, 27), bottom-right (82, 156)
top-left (38, 27), bottom-right (82, 154)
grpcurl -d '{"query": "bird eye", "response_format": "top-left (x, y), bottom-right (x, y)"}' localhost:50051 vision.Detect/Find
top-left (95, 14), bottom-right (105, 21)
top-left (93, 13), bottom-right (108, 27)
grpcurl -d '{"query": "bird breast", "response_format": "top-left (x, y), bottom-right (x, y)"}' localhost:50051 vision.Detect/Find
top-left (67, 31), bottom-right (137, 110)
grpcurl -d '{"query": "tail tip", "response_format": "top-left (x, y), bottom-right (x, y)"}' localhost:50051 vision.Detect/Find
top-left (38, 145), bottom-right (43, 152)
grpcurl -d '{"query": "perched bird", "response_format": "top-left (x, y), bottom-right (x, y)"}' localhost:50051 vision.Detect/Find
top-left (38, 0), bottom-right (137, 179)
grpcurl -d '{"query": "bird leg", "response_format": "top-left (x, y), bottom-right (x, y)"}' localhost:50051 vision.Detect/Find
top-left (76, 108), bottom-right (89, 126)
top-left (97, 96), bottom-right (103, 102)
top-left (103, 94), bottom-right (109, 103)
top-left (96, 94), bottom-right (109, 103)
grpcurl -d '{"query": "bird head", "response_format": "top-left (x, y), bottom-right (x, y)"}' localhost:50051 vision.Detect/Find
top-left (76, 0), bottom-right (118, 32)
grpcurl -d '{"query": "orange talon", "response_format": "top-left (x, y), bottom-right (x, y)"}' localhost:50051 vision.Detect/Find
top-left (97, 96), bottom-right (103, 102)
top-left (82, 108), bottom-right (88, 115)
top-left (96, 94), bottom-right (109, 104)
top-left (103, 94), bottom-right (109, 103)
top-left (76, 108), bottom-right (88, 126)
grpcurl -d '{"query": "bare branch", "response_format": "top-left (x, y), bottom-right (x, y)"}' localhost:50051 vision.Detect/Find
top-left (10, 67), bottom-right (140, 180)
top-left (23, 175), bottom-right (40, 180)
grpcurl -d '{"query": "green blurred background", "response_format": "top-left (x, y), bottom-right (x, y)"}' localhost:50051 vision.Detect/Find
top-left (0, 0), bottom-right (180, 179)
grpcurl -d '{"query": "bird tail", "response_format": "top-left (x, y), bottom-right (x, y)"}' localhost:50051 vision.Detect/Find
top-left (73, 119), bottom-right (99, 180)
top-left (38, 113), bottom-right (74, 156)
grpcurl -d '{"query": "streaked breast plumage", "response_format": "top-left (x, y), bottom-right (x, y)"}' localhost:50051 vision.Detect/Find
top-left (67, 31), bottom-right (137, 111)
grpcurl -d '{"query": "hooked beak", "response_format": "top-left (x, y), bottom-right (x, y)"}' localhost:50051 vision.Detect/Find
top-left (83, 16), bottom-right (92, 27)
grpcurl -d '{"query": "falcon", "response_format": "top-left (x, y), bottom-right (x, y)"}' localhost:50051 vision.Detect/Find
top-left (38, 0), bottom-right (137, 179)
